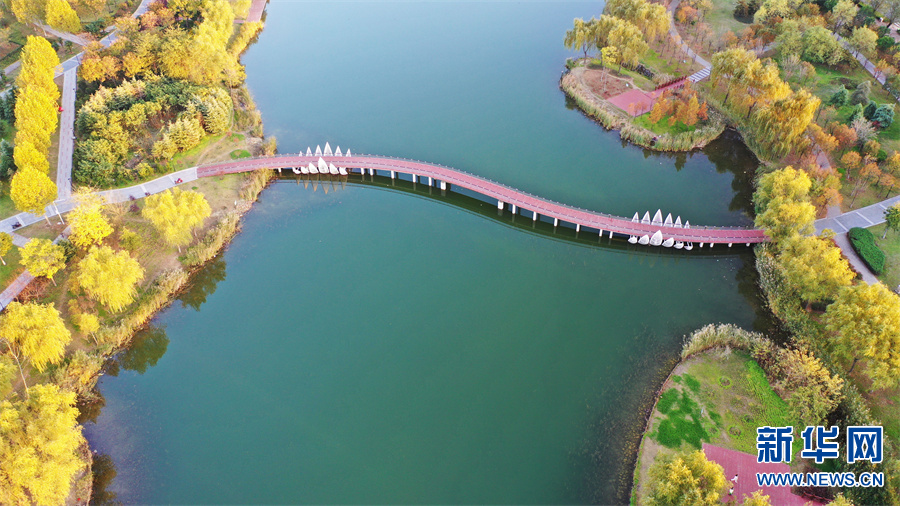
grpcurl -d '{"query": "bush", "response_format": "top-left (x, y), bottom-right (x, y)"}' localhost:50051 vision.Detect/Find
top-left (848, 227), bottom-right (885, 274)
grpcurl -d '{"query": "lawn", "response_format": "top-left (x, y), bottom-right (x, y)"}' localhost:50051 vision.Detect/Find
top-left (0, 244), bottom-right (22, 289)
top-left (633, 350), bottom-right (798, 505)
top-left (703, 0), bottom-right (752, 38)
top-left (587, 59), bottom-right (655, 91)
top-left (868, 223), bottom-right (900, 290)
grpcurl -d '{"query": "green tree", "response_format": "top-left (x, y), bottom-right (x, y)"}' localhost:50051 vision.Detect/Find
top-left (76, 245), bottom-right (145, 312)
top-left (849, 27), bottom-right (878, 58)
top-left (0, 383), bottom-right (86, 505)
top-left (832, 0), bottom-right (859, 31)
top-left (0, 302), bottom-right (72, 389)
top-left (646, 450), bottom-right (727, 506)
top-left (0, 232), bottom-right (12, 266)
top-left (20, 238), bottom-right (65, 285)
top-left (825, 283), bottom-right (900, 389)
top-left (801, 26), bottom-right (845, 66)
top-left (829, 87), bottom-right (849, 106)
top-left (885, 203), bottom-right (900, 238)
top-left (142, 188), bottom-right (211, 251)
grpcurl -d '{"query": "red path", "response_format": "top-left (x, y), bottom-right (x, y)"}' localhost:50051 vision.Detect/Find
top-left (197, 154), bottom-right (768, 245)
top-left (703, 444), bottom-right (824, 505)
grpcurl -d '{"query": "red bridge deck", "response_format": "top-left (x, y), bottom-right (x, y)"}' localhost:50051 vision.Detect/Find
top-left (196, 154), bottom-right (768, 245)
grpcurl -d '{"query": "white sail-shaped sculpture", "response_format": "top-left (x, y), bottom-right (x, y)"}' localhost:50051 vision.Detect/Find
top-left (685, 243), bottom-right (694, 250)
top-left (638, 235), bottom-right (650, 245)
top-left (628, 235), bottom-right (638, 244)
top-left (335, 147), bottom-right (342, 156)
top-left (306, 147), bottom-right (312, 156)
top-left (315, 145), bottom-right (322, 156)
top-left (324, 142), bottom-right (332, 156)
top-left (662, 237), bottom-right (675, 248)
top-left (329, 163), bottom-right (339, 175)
top-left (339, 166), bottom-right (348, 176)
top-left (684, 220), bottom-right (690, 228)
top-left (641, 212), bottom-right (651, 224)
top-left (292, 167), bottom-right (301, 174)
top-left (309, 162), bottom-right (318, 174)
top-left (301, 164), bottom-right (309, 174)
top-left (318, 157), bottom-right (328, 173)
top-left (632, 212), bottom-right (639, 222)
top-left (650, 230), bottom-right (663, 246)
top-left (652, 210), bottom-right (663, 226)
top-left (675, 241), bottom-right (684, 249)
top-left (664, 213), bottom-right (673, 226)
top-left (346, 149), bottom-right (352, 156)
top-left (675, 216), bottom-right (682, 228)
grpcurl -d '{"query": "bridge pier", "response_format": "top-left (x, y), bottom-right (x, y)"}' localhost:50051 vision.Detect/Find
top-left (412, 174), bottom-right (417, 183)
top-left (498, 200), bottom-right (504, 210)
top-left (576, 224), bottom-right (581, 233)
top-left (391, 170), bottom-right (396, 179)
top-left (428, 176), bottom-right (433, 186)
top-left (598, 229), bottom-right (602, 237)
top-left (511, 204), bottom-right (517, 214)
top-left (700, 243), bottom-right (704, 248)
top-left (533, 210), bottom-right (538, 221)
top-left (728, 243), bottom-right (732, 247)
top-left (609, 230), bottom-right (613, 238)
top-left (553, 218), bottom-right (559, 227)
top-left (440, 181), bottom-right (447, 191)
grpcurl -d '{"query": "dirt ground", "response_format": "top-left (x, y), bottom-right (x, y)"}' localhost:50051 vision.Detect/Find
top-left (581, 68), bottom-right (635, 99)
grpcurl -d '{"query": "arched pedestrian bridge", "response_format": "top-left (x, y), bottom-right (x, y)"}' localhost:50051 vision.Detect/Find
top-left (197, 149), bottom-right (768, 248)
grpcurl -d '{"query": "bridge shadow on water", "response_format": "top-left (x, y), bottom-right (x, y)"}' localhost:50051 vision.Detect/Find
top-left (273, 172), bottom-right (752, 261)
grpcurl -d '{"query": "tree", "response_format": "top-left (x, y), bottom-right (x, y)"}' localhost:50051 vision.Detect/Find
top-left (76, 245), bottom-right (145, 312)
top-left (742, 490), bottom-right (772, 506)
top-left (15, 36), bottom-right (60, 97)
top-left (69, 193), bottom-right (113, 249)
top-left (829, 87), bottom-right (849, 106)
top-left (564, 17), bottom-right (596, 61)
top-left (0, 140), bottom-right (14, 180)
top-left (754, 166), bottom-right (813, 211)
top-left (0, 383), bottom-right (85, 505)
top-left (801, 27), bottom-right (845, 66)
top-left (646, 450), bottom-right (726, 506)
top-left (873, 104), bottom-right (894, 129)
top-left (142, 188), bottom-right (211, 251)
top-left (20, 238), bottom-right (65, 285)
top-left (10, 168), bottom-right (57, 216)
top-left (850, 81), bottom-right (871, 106)
top-left (44, 0), bottom-right (80, 33)
top-left (885, 203), bottom-right (900, 238)
top-left (0, 233), bottom-right (11, 266)
top-left (832, 0), bottom-right (859, 31)
top-left (0, 302), bottom-right (71, 390)
top-left (778, 235), bottom-right (854, 303)
top-left (849, 27), bottom-right (878, 58)
top-left (12, 140), bottom-right (49, 174)
top-left (826, 283), bottom-right (900, 389)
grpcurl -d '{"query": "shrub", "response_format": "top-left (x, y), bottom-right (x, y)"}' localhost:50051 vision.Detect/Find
top-left (848, 227), bottom-right (885, 274)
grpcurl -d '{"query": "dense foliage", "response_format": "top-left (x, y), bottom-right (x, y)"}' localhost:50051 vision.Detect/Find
top-left (848, 226), bottom-right (885, 274)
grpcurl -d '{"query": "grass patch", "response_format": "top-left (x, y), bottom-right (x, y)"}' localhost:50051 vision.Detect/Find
top-left (230, 148), bottom-right (251, 159)
top-left (704, 0), bottom-right (752, 37)
top-left (0, 244), bottom-right (23, 288)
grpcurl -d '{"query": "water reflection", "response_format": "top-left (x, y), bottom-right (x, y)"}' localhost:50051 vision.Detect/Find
top-left (90, 453), bottom-right (120, 505)
top-left (178, 256), bottom-right (228, 311)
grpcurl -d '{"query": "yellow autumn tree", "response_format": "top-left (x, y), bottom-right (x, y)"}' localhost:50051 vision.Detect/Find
top-left (20, 238), bottom-right (65, 285)
top-left (646, 450), bottom-right (727, 506)
top-left (0, 383), bottom-right (86, 506)
top-left (76, 245), bottom-right (145, 312)
top-left (0, 232), bottom-right (12, 266)
top-left (142, 188), bottom-right (211, 251)
top-left (778, 235), bottom-right (855, 303)
top-left (754, 167), bottom-right (816, 242)
top-left (10, 168), bottom-right (57, 216)
top-left (45, 0), bottom-right (80, 33)
top-left (0, 302), bottom-right (72, 386)
top-left (825, 283), bottom-right (900, 389)
top-left (12, 140), bottom-right (49, 174)
top-left (69, 193), bottom-right (113, 249)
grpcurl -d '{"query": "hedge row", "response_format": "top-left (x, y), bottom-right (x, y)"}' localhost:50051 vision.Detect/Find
top-left (848, 227), bottom-right (885, 274)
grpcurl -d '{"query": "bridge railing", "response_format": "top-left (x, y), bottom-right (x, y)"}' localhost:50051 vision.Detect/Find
top-left (197, 153), bottom-right (760, 233)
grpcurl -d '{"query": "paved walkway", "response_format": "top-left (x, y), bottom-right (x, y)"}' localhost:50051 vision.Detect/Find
top-left (243, 0), bottom-right (267, 23)
top-left (56, 67), bottom-right (76, 200)
top-left (667, 0), bottom-right (711, 69)
top-left (815, 195), bottom-right (900, 234)
top-left (33, 23), bottom-right (89, 46)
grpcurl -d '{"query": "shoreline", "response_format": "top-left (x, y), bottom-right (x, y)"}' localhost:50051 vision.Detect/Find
top-left (559, 67), bottom-right (725, 153)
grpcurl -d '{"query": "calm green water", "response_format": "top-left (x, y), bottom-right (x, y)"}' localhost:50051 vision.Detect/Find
top-left (84, 2), bottom-right (769, 503)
